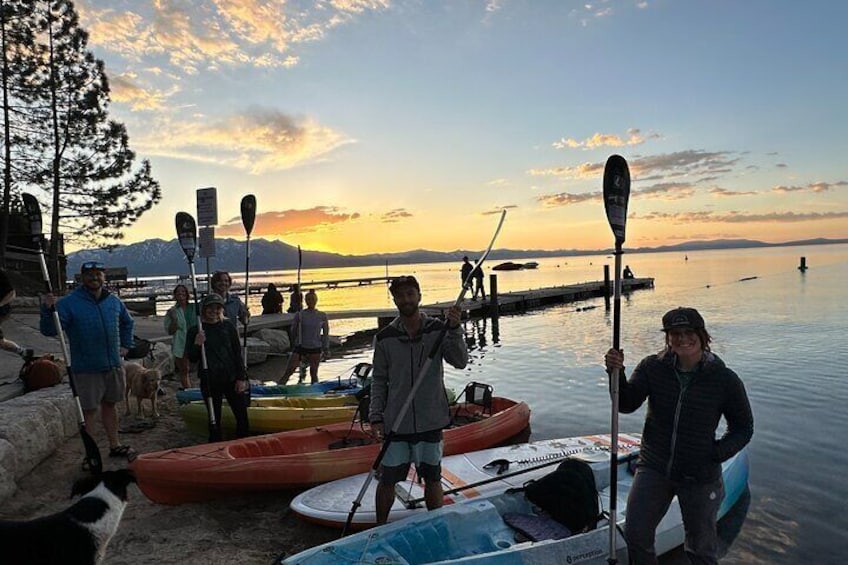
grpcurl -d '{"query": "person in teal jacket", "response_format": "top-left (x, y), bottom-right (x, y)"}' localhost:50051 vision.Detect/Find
top-left (40, 261), bottom-right (135, 460)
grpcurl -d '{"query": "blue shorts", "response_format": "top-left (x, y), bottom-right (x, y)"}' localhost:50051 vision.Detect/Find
top-left (379, 432), bottom-right (443, 485)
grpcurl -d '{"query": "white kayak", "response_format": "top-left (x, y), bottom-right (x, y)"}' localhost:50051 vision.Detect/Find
top-left (283, 434), bottom-right (750, 565)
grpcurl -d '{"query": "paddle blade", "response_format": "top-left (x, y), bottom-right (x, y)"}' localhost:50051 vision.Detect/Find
top-left (603, 155), bottom-right (631, 246)
top-left (175, 212), bottom-right (198, 260)
top-left (21, 193), bottom-right (43, 244)
top-left (241, 194), bottom-right (257, 235)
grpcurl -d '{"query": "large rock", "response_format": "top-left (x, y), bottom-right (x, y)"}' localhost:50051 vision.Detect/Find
top-left (0, 438), bottom-right (16, 501)
top-left (254, 328), bottom-right (290, 354)
top-left (0, 389), bottom-right (76, 481)
top-left (245, 337), bottom-right (270, 365)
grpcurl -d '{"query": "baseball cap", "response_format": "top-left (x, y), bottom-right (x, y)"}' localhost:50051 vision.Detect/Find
top-left (80, 261), bottom-right (105, 273)
top-left (661, 307), bottom-right (705, 331)
top-left (389, 275), bottom-right (420, 296)
top-left (201, 293), bottom-right (225, 308)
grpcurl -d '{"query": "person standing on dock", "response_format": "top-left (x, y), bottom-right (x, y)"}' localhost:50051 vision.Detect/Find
top-left (369, 275), bottom-right (467, 524)
top-left (287, 283), bottom-right (303, 314)
top-left (186, 293), bottom-right (249, 442)
top-left (472, 264), bottom-right (486, 301)
top-left (164, 284), bottom-right (196, 389)
top-left (40, 261), bottom-right (135, 461)
top-left (460, 256), bottom-right (473, 292)
top-left (281, 290), bottom-right (330, 385)
top-left (261, 283), bottom-right (284, 314)
top-left (604, 307), bottom-right (753, 565)
top-left (210, 271), bottom-right (249, 326)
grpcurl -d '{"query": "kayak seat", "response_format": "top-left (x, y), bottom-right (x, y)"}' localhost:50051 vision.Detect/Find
top-left (461, 382), bottom-right (493, 416)
top-left (503, 512), bottom-right (572, 542)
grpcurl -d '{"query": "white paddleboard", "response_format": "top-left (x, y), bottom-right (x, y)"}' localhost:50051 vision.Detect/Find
top-left (290, 433), bottom-right (641, 529)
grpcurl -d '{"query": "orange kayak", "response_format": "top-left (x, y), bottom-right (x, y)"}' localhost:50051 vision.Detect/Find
top-left (131, 396), bottom-right (530, 505)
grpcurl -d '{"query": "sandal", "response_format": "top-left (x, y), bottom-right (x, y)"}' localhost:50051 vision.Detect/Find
top-left (108, 445), bottom-right (134, 458)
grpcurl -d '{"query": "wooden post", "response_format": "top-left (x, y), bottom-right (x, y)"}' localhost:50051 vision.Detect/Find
top-left (489, 274), bottom-right (498, 314)
top-left (603, 265), bottom-right (611, 310)
top-left (798, 257), bottom-right (808, 271)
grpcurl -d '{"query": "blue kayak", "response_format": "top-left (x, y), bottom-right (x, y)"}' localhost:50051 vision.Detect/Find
top-left (176, 362), bottom-right (371, 405)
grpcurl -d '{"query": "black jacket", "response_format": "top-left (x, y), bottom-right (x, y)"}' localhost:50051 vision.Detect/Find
top-left (186, 319), bottom-right (246, 388)
top-left (617, 351), bottom-right (753, 483)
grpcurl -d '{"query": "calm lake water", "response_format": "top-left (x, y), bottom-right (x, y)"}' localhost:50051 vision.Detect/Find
top-left (174, 243), bottom-right (848, 562)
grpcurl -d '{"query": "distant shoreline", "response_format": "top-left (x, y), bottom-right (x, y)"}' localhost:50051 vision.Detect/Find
top-left (66, 237), bottom-right (848, 277)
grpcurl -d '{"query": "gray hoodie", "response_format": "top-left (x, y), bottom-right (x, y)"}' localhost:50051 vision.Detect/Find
top-left (369, 313), bottom-right (468, 434)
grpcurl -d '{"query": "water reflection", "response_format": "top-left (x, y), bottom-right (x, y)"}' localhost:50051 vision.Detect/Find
top-left (463, 316), bottom-right (500, 352)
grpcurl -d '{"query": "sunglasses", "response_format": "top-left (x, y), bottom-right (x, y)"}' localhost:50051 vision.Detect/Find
top-left (81, 261), bottom-right (105, 271)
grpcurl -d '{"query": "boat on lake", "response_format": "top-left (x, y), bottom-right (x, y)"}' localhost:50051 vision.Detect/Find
top-left (283, 435), bottom-right (749, 564)
top-left (492, 262), bottom-right (524, 271)
top-left (523, 261), bottom-right (539, 269)
top-left (132, 385), bottom-right (530, 505)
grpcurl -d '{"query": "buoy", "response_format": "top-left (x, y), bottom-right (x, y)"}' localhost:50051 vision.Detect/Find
top-left (798, 257), bottom-right (808, 271)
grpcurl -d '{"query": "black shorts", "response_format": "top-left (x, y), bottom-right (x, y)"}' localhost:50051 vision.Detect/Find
top-left (294, 345), bottom-right (322, 355)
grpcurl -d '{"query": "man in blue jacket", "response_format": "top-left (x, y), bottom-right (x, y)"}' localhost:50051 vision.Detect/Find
top-left (41, 261), bottom-right (135, 461)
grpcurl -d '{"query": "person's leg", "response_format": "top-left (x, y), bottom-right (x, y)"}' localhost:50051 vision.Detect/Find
top-left (100, 401), bottom-right (120, 448)
top-left (281, 352), bottom-right (301, 384)
top-left (375, 480), bottom-right (397, 525)
top-left (307, 352), bottom-right (320, 384)
top-left (224, 384), bottom-right (250, 438)
top-left (624, 466), bottom-right (676, 565)
top-left (175, 356), bottom-right (190, 389)
top-left (678, 477), bottom-right (724, 565)
top-left (423, 478), bottom-right (444, 511)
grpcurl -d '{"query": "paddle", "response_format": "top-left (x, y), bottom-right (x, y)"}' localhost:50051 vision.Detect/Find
top-left (240, 195), bottom-right (256, 397)
top-left (400, 449), bottom-right (640, 509)
top-left (602, 154), bottom-right (631, 564)
top-left (22, 193), bottom-right (103, 475)
top-left (175, 212), bottom-right (216, 431)
top-left (341, 209), bottom-right (507, 536)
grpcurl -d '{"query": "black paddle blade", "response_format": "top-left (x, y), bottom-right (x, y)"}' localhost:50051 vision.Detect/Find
top-left (240, 194), bottom-right (257, 235)
top-left (21, 193), bottom-right (43, 244)
top-left (603, 155), bottom-right (631, 246)
top-left (175, 212), bottom-right (198, 261)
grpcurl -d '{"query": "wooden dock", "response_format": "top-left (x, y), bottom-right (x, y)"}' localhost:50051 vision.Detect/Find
top-left (132, 277), bottom-right (654, 343)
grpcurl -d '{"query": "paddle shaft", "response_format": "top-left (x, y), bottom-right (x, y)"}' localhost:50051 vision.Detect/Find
top-left (341, 210), bottom-right (506, 536)
top-left (608, 242), bottom-right (623, 563)
top-left (23, 193), bottom-right (103, 475)
top-left (403, 450), bottom-right (639, 508)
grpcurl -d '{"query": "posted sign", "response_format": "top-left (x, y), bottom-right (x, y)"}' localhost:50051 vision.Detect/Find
top-left (198, 226), bottom-right (216, 258)
top-left (196, 187), bottom-right (218, 226)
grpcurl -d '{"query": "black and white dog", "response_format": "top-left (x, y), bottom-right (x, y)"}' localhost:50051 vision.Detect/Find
top-left (0, 468), bottom-right (136, 565)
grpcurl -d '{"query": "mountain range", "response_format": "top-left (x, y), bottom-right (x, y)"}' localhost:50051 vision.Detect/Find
top-left (66, 237), bottom-right (848, 277)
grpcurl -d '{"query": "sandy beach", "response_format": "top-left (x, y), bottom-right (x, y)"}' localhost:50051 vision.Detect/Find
top-left (0, 355), bottom-right (341, 564)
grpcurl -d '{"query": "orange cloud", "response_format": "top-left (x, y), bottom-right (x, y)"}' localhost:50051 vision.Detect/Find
top-left (217, 207), bottom-right (360, 237)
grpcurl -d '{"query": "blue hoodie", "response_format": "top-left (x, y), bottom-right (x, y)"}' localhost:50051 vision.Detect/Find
top-left (40, 286), bottom-right (134, 373)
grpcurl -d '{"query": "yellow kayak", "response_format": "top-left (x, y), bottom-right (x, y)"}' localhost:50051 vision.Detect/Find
top-left (179, 395), bottom-right (359, 438)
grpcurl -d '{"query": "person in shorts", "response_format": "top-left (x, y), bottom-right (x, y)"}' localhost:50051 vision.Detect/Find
top-left (40, 261), bottom-right (135, 460)
top-left (369, 275), bottom-right (467, 524)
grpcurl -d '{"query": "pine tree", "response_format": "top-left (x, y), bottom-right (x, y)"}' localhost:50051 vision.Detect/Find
top-left (24, 0), bottom-right (161, 283)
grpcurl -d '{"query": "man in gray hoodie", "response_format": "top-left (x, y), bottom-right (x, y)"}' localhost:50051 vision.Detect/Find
top-left (369, 275), bottom-right (467, 524)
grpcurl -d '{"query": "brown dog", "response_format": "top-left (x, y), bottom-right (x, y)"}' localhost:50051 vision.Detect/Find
top-left (123, 362), bottom-right (161, 417)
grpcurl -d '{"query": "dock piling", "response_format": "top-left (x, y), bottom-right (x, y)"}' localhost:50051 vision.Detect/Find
top-left (603, 265), bottom-right (611, 310)
top-left (798, 257), bottom-right (808, 271)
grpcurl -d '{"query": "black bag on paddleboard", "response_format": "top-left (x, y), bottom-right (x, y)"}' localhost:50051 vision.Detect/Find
top-left (522, 458), bottom-right (601, 534)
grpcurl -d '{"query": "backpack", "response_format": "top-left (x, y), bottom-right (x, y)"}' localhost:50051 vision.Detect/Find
top-left (19, 356), bottom-right (63, 392)
top-left (522, 458), bottom-right (601, 534)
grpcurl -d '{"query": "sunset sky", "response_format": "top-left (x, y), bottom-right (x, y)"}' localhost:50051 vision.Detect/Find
top-left (75, 0), bottom-right (847, 254)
